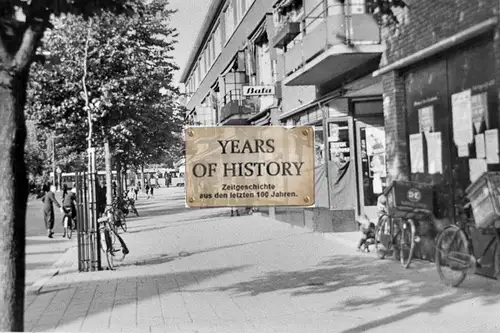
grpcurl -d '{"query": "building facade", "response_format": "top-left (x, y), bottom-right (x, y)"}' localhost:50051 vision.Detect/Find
top-left (180, 0), bottom-right (284, 127)
top-left (181, 0), bottom-right (388, 232)
top-left (271, 0), bottom-right (385, 231)
top-left (378, 0), bottom-right (500, 277)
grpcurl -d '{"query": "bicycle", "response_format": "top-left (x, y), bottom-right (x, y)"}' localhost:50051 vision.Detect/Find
top-left (123, 198), bottom-right (139, 218)
top-left (112, 198), bottom-right (128, 232)
top-left (61, 207), bottom-right (76, 239)
top-left (97, 208), bottom-right (130, 270)
top-left (435, 202), bottom-right (500, 287)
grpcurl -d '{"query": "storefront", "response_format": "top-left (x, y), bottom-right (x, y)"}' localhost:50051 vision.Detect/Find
top-left (388, 31), bottom-right (499, 277)
top-left (277, 74), bottom-right (385, 231)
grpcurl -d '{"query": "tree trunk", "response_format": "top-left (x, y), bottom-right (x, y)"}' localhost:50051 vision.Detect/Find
top-left (0, 71), bottom-right (29, 331)
top-left (116, 161), bottom-right (123, 198)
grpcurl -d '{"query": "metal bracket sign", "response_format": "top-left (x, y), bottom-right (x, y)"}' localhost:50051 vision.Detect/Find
top-left (185, 126), bottom-right (315, 207)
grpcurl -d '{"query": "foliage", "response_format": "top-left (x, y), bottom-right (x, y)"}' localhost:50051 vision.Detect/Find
top-left (370, 0), bottom-right (407, 26)
top-left (24, 120), bottom-right (48, 179)
top-left (26, 0), bottom-right (183, 173)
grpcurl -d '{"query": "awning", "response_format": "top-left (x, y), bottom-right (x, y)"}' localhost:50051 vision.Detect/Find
top-left (279, 89), bottom-right (344, 121)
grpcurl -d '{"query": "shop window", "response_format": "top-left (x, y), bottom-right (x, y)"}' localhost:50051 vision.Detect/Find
top-left (314, 126), bottom-right (325, 165)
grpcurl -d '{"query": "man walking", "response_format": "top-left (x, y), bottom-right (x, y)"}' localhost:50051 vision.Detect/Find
top-left (42, 185), bottom-right (63, 238)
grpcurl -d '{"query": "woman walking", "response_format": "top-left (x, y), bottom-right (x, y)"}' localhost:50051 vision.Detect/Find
top-left (42, 185), bottom-right (63, 238)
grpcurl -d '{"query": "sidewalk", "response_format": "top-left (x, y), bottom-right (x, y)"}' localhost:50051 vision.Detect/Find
top-left (25, 187), bottom-right (500, 333)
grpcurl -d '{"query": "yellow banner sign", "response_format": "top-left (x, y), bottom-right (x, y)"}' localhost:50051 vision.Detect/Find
top-left (185, 126), bottom-right (315, 207)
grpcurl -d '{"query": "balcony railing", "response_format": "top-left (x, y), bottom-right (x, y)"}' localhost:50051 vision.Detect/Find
top-left (282, 1), bottom-right (381, 76)
top-left (219, 90), bottom-right (260, 124)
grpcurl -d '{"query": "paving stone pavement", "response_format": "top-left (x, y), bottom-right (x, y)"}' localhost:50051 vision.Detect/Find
top-left (24, 187), bottom-right (500, 333)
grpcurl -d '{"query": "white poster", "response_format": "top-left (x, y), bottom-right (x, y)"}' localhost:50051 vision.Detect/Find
top-left (458, 144), bottom-right (469, 157)
top-left (485, 129), bottom-right (499, 164)
top-left (426, 132), bottom-right (442, 174)
top-left (365, 127), bottom-right (385, 156)
top-left (475, 133), bottom-right (486, 159)
top-left (469, 159), bottom-right (488, 183)
top-left (471, 92), bottom-right (489, 132)
top-left (418, 106), bottom-right (435, 133)
top-left (451, 89), bottom-right (473, 147)
top-left (409, 133), bottom-right (424, 173)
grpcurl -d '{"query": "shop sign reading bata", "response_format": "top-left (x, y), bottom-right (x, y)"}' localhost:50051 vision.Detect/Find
top-left (185, 126), bottom-right (315, 207)
top-left (242, 85), bottom-right (275, 96)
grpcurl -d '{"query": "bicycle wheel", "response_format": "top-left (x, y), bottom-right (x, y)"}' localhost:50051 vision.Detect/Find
top-left (435, 226), bottom-right (470, 287)
top-left (121, 220), bottom-right (127, 232)
top-left (400, 219), bottom-right (416, 268)
top-left (103, 229), bottom-right (115, 270)
top-left (67, 223), bottom-right (73, 239)
top-left (375, 214), bottom-right (391, 259)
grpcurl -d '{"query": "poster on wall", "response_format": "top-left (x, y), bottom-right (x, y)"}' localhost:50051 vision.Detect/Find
top-left (475, 133), bottom-right (486, 159)
top-left (471, 92), bottom-right (489, 133)
top-left (469, 159), bottom-right (488, 183)
top-left (426, 132), bottom-right (442, 174)
top-left (451, 89), bottom-right (473, 156)
top-left (418, 106), bottom-right (435, 133)
top-left (409, 133), bottom-right (424, 173)
top-left (365, 127), bottom-right (385, 156)
top-left (485, 129), bottom-right (500, 164)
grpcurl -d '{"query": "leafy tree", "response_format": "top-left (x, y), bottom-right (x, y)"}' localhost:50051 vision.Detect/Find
top-left (27, 0), bottom-right (183, 179)
top-left (0, 1), bottom-right (144, 330)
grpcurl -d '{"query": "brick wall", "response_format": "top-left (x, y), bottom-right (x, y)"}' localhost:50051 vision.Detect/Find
top-left (382, 0), bottom-right (500, 183)
top-left (381, 0), bottom-right (497, 67)
top-left (381, 0), bottom-right (500, 267)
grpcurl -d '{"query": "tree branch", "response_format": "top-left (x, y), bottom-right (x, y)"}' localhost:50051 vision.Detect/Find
top-left (12, 15), bottom-right (48, 74)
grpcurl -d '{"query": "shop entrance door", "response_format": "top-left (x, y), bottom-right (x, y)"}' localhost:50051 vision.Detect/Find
top-left (355, 121), bottom-right (387, 221)
top-left (324, 116), bottom-right (357, 214)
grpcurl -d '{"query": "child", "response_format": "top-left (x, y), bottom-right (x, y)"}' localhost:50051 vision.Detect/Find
top-left (357, 214), bottom-right (376, 252)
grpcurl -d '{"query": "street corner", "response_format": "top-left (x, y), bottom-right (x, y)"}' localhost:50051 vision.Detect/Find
top-left (27, 245), bottom-right (79, 296)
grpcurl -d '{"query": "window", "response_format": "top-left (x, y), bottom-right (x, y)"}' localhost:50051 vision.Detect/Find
top-left (224, 1), bottom-right (235, 43)
top-left (213, 23), bottom-right (222, 56)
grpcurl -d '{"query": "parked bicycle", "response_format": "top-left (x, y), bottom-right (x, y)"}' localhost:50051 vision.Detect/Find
top-left (98, 208), bottom-right (130, 270)
top-left (124, 198), bottom-right (139, 217)
top-left (375, 181), bottom-right (433, 269)
top-left (435, 201), bottom-right (500, 287)
top-left (112, 197), bottom-right (128, 232)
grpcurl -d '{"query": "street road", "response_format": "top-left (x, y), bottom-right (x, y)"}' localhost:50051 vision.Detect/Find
top-left (26, 193), bottom-right (74, 288)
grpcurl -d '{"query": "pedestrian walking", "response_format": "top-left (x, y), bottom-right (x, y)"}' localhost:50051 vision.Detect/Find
top-left (42, 185), bottom-right (63, 238)
top-left (61, 183), bottom-right (68, 202)
top-left (134, 184), bottom-right (139, 200)
top-left (145, 184), bottom-right (150, 199)
top-left (150, 185), bottom-right (154, 199)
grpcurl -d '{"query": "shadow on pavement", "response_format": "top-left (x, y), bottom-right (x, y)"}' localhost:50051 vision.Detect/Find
top-left (199, 254), bottom-right (500, 332)
top-left (25, 265), bottom-right (249, 332)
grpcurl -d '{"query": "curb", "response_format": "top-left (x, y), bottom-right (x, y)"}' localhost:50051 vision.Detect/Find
top-left (26, 246), bottom-right (78, 295)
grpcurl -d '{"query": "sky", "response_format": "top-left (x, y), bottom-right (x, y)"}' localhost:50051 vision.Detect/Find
top-left (167, 0), bottom-right (212, 87)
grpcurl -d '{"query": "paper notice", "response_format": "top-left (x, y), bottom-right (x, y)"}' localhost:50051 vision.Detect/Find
top-left (469, 159), bottom-right (488, 183)
top-left (409, 133), bottom-right (424, 173)
top-left (426, 132), bottom-right (442, 174)
top-left (452, 89), bottom-right (473, 147)
top-left (475, 133), bottom-right (486, 159)
top-left (485, 129), bottom-right (499, 164)
top-left (471, 92), bottom-right (488, 132)
top-left (458, 144), bottom-right (469, 157)
top-left (418, 106), bottom-right (434, 133)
